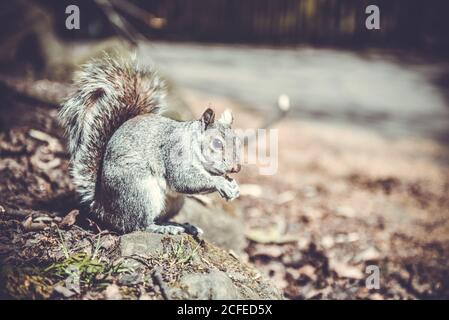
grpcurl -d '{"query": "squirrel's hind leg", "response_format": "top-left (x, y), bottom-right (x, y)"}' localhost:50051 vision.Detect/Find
top-left (146, 224), bottom-right (185, 235)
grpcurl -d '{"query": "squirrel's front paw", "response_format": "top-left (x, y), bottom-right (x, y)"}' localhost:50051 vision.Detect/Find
top-left (216, 178), bottom-right (240, 201)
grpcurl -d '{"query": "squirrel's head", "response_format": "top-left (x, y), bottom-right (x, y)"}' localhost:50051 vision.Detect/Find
top-left (195, 108), bottom-right (242, 176)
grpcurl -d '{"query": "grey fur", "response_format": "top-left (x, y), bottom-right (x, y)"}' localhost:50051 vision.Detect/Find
top-left (59, 55), bottom-right (241, 234)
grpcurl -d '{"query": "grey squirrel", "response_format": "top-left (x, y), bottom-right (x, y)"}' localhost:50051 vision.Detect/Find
top-left (58, 55), bottom-right (241, 235)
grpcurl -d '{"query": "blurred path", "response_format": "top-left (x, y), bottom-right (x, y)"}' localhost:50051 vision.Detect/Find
top-left (140, 42), bottom-right (449, 141)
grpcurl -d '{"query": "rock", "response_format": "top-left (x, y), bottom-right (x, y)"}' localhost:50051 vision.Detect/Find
top-left (119, 232), bottom-right (282, 300)
top-left (173, 197), bottom-right (245, 253)
top-left (120, 232), bottom-right (183, 257)
top-left (180, 270), bottom-right (242, 299)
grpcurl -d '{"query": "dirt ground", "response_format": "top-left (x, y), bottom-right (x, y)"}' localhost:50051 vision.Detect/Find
top-left (184, 89), bottom-right (449, 299)
top-left (1, 85), bottom-right (449, 299)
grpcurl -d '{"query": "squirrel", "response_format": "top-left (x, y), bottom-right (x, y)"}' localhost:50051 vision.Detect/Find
top-left (58, 55), bottom-right (241, 235)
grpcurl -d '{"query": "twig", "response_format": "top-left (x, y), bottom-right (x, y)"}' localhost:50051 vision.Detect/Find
top-left (86, 218), bottom-right (103, 233)
top-left (1, 207), bottom-right (31, 219)
top-left (94, 0), bottom-right (142, 46)
top-left (122, 254), bottom-right (152, 268)
top-left (0, 74), bottom-right (75, 106)
top-left (0, 205), bottom-right (53, 219)
top-left (151, 267), bottom-right (170, 300)
top-left (245, 94), bottom-right (291, 146)
top-left (261, 94), bottom-right (291, 129)
top-left (110, 0), bottom-right (164, 29)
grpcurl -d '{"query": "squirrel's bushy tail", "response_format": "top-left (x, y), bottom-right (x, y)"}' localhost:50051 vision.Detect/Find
top-left (59, 54), bottom-right (166, 206)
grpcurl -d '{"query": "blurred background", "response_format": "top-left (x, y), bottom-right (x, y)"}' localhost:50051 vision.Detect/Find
top-left (1, 0), bottom-right (449, 299)
top-left (2, 0), bottom-right (449, 139)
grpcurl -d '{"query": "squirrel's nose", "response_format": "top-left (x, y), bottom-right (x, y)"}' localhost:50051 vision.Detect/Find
top-left (230, 164), bottom-right (241, 173)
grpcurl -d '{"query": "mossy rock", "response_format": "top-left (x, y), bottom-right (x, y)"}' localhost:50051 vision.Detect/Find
top-left (119, 232), bottom-right (282, 300)
top-left (0, 221), bottom-right (281, 300)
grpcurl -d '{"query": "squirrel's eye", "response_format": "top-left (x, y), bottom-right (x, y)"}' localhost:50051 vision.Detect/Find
top-left (212, 138), bottom-right (223, 150)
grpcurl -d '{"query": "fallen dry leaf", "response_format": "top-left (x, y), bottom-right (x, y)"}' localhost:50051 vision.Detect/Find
top-left (59, 209), bottom-right (80, 229)
top-left (276, 191), bottom-right (296, 205)
top-left (239, 184), bottom-right (263, 197)
top-left (245, 225), bottom-right (297, 244)
top-left (29, 129), bottom-right (63, 152)
top-left (330, 260), bottom-right (364, 279)
top-left (353, 247), bottom-right (381, 263)
top-left (252, 244), bottom-right (285, 258)
top-left (21, 216), bottom-right (47, 232)
top-left (298, 265), bottom-right (317, 281)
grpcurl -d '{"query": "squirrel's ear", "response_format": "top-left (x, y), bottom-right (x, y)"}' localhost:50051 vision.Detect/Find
top-left (218, 109), bottom-right (233, 127)
top-left (200, 108), bottom-right (215, 130)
